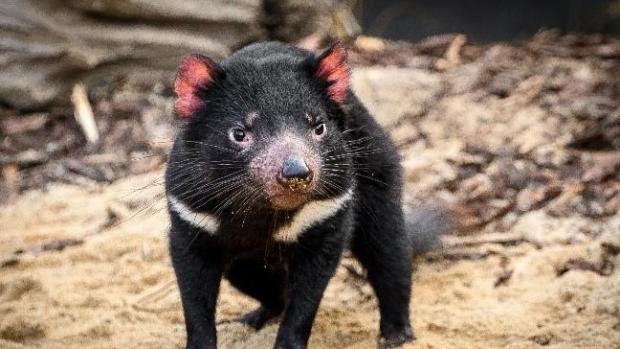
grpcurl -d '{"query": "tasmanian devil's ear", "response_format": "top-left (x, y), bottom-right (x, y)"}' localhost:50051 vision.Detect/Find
top-left (313, 42), bottom-right (349, 104)
top-left (174, 54), bottom-right (219, 118)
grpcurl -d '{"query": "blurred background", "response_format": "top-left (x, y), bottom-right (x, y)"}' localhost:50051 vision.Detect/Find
top-left (1, 1), bottom-right (619, 349)
top-left (358, 0), bottom-right (620, 42)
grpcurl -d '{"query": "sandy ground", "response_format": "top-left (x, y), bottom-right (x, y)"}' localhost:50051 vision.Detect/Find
top-left (1, 171), bottom-right (619, 349)
top-left (2, 34), bottom-right (620, 348)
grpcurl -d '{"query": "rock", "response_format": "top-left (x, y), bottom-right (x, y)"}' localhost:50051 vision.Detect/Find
top-left (351, 67), bottom-right (444, 127)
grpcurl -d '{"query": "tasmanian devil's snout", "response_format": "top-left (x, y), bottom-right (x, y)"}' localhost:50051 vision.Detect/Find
top-left (250, 133), bottom-right (320, 209)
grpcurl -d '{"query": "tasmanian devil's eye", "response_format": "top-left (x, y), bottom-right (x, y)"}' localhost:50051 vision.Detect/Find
top-left (314, 123), bottom-right (325, 136)
top-left (231, 128), bottom-right (246, 142)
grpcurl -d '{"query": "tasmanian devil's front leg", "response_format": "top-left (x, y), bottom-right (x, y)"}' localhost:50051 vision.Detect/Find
top-left (169, 229), bottom-right (224, 349)
top-left (274, 228), bottom-right (346, 349)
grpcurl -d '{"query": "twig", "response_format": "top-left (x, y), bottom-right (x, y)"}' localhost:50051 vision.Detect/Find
top-left (442, 232), bottom-right (529, 249)
top-left (71, 83), bottom-right (99, 145)
top-left (494, 269), bottom-right (514, 287)
top-left (133, 279), bottom-right (177, 309)
top-left (62, 159), bottom-right (112, 182)
top-left (343, 264), bottom-right (366, 281)
top-left (436, 34), bottom-right (467, 70)
top-left (425, 250), bottom-right (500, 262)
top-left (0, 149), bottom-right (48, 166)
top-left (1, 257), bottom-right (19, 268)
top-left (28, 238), bottom-right (84, 255)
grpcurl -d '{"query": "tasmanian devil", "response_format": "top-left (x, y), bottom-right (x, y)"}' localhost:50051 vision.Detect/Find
top-left (166, 41), bottom-right (448, 349)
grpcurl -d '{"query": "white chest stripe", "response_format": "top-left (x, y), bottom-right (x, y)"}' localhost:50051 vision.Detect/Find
top-left (168, 195), bottom-right (220, 234)
top-left (273, 189), bottom-right (354, 243)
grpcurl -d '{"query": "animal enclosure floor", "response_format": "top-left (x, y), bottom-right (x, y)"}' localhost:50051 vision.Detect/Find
top-left (0, 172), bottom-right (618, 349)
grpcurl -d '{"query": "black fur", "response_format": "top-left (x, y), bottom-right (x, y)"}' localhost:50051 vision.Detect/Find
top-left (166, 42), bottom-right (436, 349)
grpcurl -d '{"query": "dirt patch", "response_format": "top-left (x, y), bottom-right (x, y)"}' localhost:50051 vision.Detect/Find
top-left (0, 174), bottom-right (618, 348)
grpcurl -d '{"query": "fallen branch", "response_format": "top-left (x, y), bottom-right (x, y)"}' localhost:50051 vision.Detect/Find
top-left (71, 83), bottom-right (100, 145)
top-left (31, 238), bottom-right (84, 254)
top-left (556, 258), bottom-right (614, 277)
top-left (442, 232), bottom-right (529, 248)
top-left (132, 278), bottom-right (177, 312)
top-left (0, 149), bottom-right (48, 166)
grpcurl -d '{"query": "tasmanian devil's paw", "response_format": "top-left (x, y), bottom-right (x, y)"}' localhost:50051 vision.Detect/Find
top-left (237, 306), bottom-right (281, 330)
top-left (378, 327), bottom-right (415, 349)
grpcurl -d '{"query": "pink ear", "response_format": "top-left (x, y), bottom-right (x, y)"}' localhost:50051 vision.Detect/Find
top-left (315, 43), bottom-right (349, 104)
top-left (174, 55), bottom-right (217, 118)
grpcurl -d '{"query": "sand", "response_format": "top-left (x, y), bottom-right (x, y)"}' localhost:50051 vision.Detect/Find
top-left (0, 170), bottom-right (618, 349)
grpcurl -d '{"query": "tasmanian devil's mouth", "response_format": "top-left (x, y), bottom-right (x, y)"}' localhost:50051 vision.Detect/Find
top-left (285, 178), bottom-right (309, 192)
top-left (277, 175), bottom-right (314, 192)
top-left (269, 192), bottom-right (308, 210)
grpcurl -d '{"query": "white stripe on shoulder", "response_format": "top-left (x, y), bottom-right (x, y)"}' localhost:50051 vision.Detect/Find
top-left (273, 189), bottom-right (354, 243)
top-left (168, 195), bottom-right (220, 234)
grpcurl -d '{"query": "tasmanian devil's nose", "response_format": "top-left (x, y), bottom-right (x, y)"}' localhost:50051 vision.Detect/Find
top-left (279, 155), bottom-right (313, 190)
top-left (281, 156), bottom-right (311, 180)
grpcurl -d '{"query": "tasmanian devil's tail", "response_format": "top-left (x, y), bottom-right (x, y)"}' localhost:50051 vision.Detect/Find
top-left (404, 205), bottom-right (454, 256)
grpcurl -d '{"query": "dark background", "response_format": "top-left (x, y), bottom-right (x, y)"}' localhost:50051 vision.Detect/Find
top-left (357, 0), bottom-right (620, 42)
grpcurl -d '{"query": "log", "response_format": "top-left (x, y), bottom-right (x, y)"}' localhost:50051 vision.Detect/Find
top-left (0, 0), bottom-right (263, 110)
top-left (0, 0), bottom-right (358, 111)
